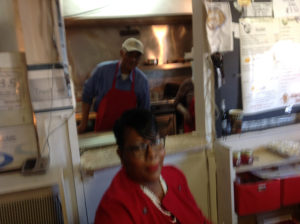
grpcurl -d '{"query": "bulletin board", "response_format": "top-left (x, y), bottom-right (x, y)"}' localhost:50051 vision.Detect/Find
top-left (240, 17), bottom-right (300, 114)
top-left (212, 1), bottom-right (300, 137)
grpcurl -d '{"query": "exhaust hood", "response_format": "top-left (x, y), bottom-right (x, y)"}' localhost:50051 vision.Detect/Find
top-left (62, 0), bottom-right (192, 19)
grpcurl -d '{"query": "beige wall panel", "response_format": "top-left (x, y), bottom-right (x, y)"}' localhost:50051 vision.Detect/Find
top-left (0, 0), bottom-right (19, 51)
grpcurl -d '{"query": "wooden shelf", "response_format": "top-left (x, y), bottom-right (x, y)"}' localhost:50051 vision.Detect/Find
top-left (215, 123), bottom-right (300, 224)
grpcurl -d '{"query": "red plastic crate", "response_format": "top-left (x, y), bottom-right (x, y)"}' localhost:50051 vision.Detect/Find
top-left (234, 179), bottom-right (281, 216)
top-left (281, 175), bottom-right (300, 206)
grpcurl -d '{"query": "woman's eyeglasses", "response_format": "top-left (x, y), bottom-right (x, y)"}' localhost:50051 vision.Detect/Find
top-left (125, 137), bottom-right (165, 158)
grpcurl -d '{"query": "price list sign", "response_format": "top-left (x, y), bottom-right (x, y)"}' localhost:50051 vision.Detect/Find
top-left (0, 70), bottom-right (22, 111)
top-left (273, 0), bottom-right (300, 18)
top-left (240, 18), bottom-right (300, 114)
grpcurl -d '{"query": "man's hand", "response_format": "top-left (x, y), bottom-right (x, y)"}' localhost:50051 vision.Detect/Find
top-left (182, 108), bottom-right (191, 123)
top-left (77, 102), bottom-right (91, 134)
top-left (176, 103), bottom-right (191, 122)
top-left (77, 121), bottom-right (87, 134)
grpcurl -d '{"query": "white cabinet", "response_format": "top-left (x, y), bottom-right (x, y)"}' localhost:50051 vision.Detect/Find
top-left (215, 123), bottom-right (300, 224)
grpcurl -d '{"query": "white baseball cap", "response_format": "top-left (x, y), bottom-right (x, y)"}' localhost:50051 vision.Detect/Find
top-left (122, 38), bottom-right (144, 54)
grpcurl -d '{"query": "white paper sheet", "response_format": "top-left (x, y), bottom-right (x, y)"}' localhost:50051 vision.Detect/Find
top-left (205, 1), bottom-right (233, 53)
top-left (273, 0), bottom-right (300, 18)
top-left (28, 68), bottom-right (73, 112)
top-left (0, 69), bottom-right (22, 111)
top-left (244, 2), bottom-right (273, 17)
top-left (240, 18), bottom-right (300, 114)
top-left (0, 52), bottom-right (35, 126)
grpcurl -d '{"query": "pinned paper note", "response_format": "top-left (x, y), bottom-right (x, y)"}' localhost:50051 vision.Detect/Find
top-left (273, 0), bottom-right (300, 18)
top-left (239, 18), bottom-right (300, 114)
top-left (205, 1), bottom-right (233, 53)
top-left (27, 68), bottom-right (73, 112)
top-left (245, 2), bottom-right (273, 17)
top-left (0, 70), bottom-right (22, 111)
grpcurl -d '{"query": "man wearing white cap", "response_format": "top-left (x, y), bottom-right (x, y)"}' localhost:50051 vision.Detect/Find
top-left (78, 37), bottom-right (150, 133)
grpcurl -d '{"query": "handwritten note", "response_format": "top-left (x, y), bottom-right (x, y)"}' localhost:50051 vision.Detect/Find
top-left (273, 0), bottom-right (300, 18)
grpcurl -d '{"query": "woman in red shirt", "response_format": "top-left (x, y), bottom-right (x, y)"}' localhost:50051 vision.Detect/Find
top-left (94, 109), bottom-right (210, 224)
top-left (175, 78), bottom-right (195, 133)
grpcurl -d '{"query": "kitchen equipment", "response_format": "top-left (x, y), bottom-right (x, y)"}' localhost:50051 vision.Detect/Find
top-left (151, 99), bottom-right (177, 136)
top-left (163, 83), bottom-right (179, 99)
top-left (144, 58), bottom-right (158, 65)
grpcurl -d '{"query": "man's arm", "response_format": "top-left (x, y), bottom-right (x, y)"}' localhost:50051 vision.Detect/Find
top-left (77, 102), bottom-right (91, 133)
top-left (78, 65), bottom-right (101, 133)
top-left (176, 103), bottom-right (191, 122)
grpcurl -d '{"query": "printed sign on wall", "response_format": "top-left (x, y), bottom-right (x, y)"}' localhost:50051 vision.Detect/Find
top-left (240, 18), bottom-right (300, 114)
top-left (273, 0), bottom-right (300, 18)
top-left (205, 1), bottom-right (233, 53)
top-left (28, 68), bottom-right (73, 112)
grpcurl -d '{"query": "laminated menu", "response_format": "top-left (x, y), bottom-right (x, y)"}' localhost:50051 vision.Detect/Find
top-left (240, 18), bottom-right (300, 114)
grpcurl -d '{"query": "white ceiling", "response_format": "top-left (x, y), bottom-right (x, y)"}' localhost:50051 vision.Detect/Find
top-left (61, 0), bottom-right (192, 19)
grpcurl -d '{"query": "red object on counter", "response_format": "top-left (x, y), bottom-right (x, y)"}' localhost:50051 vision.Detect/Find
top-left (281, 175), bottom-right (300, 206)
top-left (183, 97), bottom-right (195, 133)
top-left (234, 179), bottom-right (281, 216)
top-left (241, 151), bottom-right (253, 165)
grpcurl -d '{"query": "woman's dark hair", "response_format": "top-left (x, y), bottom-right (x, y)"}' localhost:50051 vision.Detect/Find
top-left (113, 109), bottom-right (158, 149)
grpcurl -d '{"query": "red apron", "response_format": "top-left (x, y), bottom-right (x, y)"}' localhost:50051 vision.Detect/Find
top-left (94, 63), bottom-right (137, 132)
top-left (184, 97), bottom-right (195, 133)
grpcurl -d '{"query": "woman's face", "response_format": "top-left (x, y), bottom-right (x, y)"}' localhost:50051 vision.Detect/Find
top-left (119, 127), bottom-right (165, 185)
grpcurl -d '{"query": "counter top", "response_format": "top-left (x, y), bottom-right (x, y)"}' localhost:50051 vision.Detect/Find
top-left (235, 146), bottom-right (300, 174)
top-left (78, 131), bottom-right (116, 153)
top-left (80, 132), bottom-right (206, 172)
top-left (0, 167), bottom-right (64, 195)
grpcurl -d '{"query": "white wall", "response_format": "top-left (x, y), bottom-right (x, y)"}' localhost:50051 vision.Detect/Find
top-left (35, 111), bottom-right (86, 223)
top-left (62, 0), bottom-right (192, 18)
